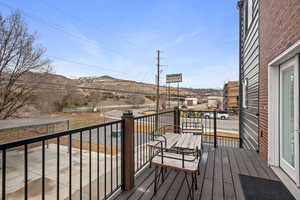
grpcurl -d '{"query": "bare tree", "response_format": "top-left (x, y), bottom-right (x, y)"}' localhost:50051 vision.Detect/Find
top-left (0, 12), bottom-right (50, 119)
top-left (126, 95), bottom-right (145, 105)
top-left (89, 91), bottom-right (103, 107)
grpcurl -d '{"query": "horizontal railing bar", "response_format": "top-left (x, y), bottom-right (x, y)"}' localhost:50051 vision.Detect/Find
top-left (0, 119), bottom-right (123, 150)
top-left (203, 134), bottom-right (240, 140)
top-left (216, 136), bottom-right (240, 139)
top-left (133, 110), bottom-right (174, 120)
top-left (181, 110), bottom-right (224, 112)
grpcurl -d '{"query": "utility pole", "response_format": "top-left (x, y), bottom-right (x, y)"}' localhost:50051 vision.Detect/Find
top-left (168, 83), bottom-right (171, 109)
top-left (156, 49), bottom-right (160, 114)
top-left (155, 50), bottom-right (160, 130)
top-left (177, 82), bottom-right (179, 107)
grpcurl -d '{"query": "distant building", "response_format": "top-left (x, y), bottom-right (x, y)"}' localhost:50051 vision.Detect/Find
top-left (223, 81), bottom-right (239, 113)
top-left (207, 96), bottom-right (223, 109)
top-left (184, 97), bottom-right (198, 106)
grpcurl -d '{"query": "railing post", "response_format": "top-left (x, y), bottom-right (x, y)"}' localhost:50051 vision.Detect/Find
top-left (121, 111), bottom-right (135, 190)
top-left (174, 107), bottom-right (180, 133)
top-left (213, 110), bottom-right (217, 148)
top-left (155, 112), bottom-right (159, 132)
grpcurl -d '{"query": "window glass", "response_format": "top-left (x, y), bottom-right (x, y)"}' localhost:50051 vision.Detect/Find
top-left (242, 78), bottom-right (248, 108)
top-left (244, 2), bottom-right (248, 34)
top-left (247, 0), bottom-right (253, 28)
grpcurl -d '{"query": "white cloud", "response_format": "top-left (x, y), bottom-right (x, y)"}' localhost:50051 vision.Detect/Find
top-left (174, 30), bottom-right (202, 44)
top-left (181, 63), bottom-right (238, 88)
top-left (66, 26), bottom-right (106, 57)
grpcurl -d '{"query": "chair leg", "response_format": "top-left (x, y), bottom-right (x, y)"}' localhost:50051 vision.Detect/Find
top-left (194, 174), bottom-right (198, 190)
top-left (191, 174), bottom-right (195, 200)
top-left (161, 167), bottom-right (165, 182)
top-left (154, 166), bottom-right (158, 194)
top-left (149, 147), bottom-right (153, 168)
top-left (184, 172), bottom-right (194, 200)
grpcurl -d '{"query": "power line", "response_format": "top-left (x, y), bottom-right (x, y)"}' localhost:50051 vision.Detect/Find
top-left (0, 1), bottom-right (157, 83)
top-left (2, 79), bottom-right (186, 98)
top-left (50, 56), bottom-right (129, 75)
top-left (0, 1), bottom-right (165, 88)
top-left (0, 1), bottom-right (124, 57)
top-left (38, 0), bottom-right (139, 48)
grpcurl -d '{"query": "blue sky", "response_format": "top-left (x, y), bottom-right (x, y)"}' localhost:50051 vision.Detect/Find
top-left (0, 0), bottom-right (239, 89)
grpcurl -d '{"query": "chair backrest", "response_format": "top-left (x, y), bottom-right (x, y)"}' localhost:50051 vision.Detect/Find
top-left (158, 124), bottom-right (182, 135)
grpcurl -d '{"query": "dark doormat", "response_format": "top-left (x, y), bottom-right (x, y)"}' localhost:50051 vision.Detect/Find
top-left (239, 174), bottom-right (296, 200)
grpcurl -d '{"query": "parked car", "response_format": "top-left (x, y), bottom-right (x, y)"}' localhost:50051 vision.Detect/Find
top-left (180, 105), bottom-right (187, 109)
top-left (202, 110), bottom-right (229, 120)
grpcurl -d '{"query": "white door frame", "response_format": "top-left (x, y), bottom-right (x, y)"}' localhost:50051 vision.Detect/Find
top-left (268, 40), bottom-right (300, 187)
top-left (279, 57), bottom-right (299, 181)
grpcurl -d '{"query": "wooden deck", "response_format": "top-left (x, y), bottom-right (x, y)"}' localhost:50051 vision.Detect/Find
top-left (114, 146), bottom-right (280, 200)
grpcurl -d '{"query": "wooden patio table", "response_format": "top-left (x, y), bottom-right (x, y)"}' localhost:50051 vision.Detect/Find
top-left (174, 134), bottom-right (202, 150)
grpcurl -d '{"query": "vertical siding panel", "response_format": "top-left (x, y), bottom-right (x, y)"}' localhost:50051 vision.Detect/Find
top-left (239, 0), bottom-right (260, 151)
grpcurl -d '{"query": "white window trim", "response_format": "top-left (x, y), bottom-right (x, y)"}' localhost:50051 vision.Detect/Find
top-left (268, 40), bottom-right (300, 187)
top-left (247, 0), bottom-right (253, 28)
top-left (242, 78), bottom-right (248, 108)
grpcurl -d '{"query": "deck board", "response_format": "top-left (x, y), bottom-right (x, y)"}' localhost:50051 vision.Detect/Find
top-left (221, 148), bottom-right (236, 200)
top-left (240, 149), bottom-right (258, 177)
top-left (213, 148), bottom-right (223, 200)
top-left (113, 146), bottom-right (280, 200)
top-left (151, 169), bottom-right (180, 200)
top-left (194, 145), bottom-right (209, 200)
top-left (227, 147), bottom-right (245, 200)
top-left (164, 170), bottom-right (185, 200)
top-left (200, 147), bottom-right (215, 200)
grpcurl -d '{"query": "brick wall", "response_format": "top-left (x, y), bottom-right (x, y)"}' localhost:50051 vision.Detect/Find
top-left (259, 0), bottom-right (300, 161)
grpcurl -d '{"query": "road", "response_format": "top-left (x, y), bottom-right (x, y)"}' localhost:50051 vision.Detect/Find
top-left (73, 108), bottom-right (239, 147)
top-left (104, 108), bottom-right (148, 119)
top-left (73, 109), bottom-right (173, 146)
top-left (181, 117), bottom-right (239, 133)
top-left (215, 119), bottom-right (239, 132)
top-left (104, 108), bottom-right (239, 132)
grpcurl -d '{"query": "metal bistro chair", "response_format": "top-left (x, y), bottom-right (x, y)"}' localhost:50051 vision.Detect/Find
top-left (151, 140), bottom-right (201, 200)
top-left (147, 124), bottom-right (182, 168)
top-left (181, 112), bottom-right (204, 135)
top-left (148, 124), bottom-right (182, 150)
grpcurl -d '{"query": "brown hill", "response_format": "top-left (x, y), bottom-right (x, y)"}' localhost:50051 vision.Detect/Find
top-left (76, 75), bottom-right (222, 98)
top-left (26, 73), bottom-right (222, 111)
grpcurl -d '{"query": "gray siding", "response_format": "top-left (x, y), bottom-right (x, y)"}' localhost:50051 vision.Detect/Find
top-left (239, 0), bottom-right (260, 151)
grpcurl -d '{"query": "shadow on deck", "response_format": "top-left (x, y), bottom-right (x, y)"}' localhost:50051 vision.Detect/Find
top-left (114, 146), bottom-right (280, 200)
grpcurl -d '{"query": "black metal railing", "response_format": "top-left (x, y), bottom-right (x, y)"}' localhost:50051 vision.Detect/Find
top-left (0, 108), bottom-right (240, 199)
top-left (0, 120), bottom-right (123, 200)
top-left (181, 110), bottom-right (214, 135)
top-left (180, 109), bottom-right (240, 148)
top-left (201, 135), bottom-right (240, 148)
top-left (133, 110), bottom-right (174, 173)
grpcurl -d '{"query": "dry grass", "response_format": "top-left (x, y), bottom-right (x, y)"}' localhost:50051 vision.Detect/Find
top-left (42, 112), bottom-right (114, 130)
top-left (216, 132), bottom-right (239, 138)
top-left (0, 127), bottom-right (47, 145)
top-left (0, 112), bottom-right (116, 150)
top-left (54, 137), bottom-right (120, 155)
top-left (142, 111), bottom-right (155, 115)
top-left (134, 123), bottom-right (154, 134)
top-left (202, 131), bottom-right (239, 142)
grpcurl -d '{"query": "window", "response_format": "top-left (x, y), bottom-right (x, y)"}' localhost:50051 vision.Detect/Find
top-left (242, 78), bottom-right (248, 108)
top-left (244, 0), bottom-right (253, 34)
top-left (247, 0), bottom-right (253, 28)
top-left (243, 2), bottom-right (248, 34)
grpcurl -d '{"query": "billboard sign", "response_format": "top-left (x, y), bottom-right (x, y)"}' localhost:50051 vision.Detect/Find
top-left (166, 73), bottom-right (182, 83)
